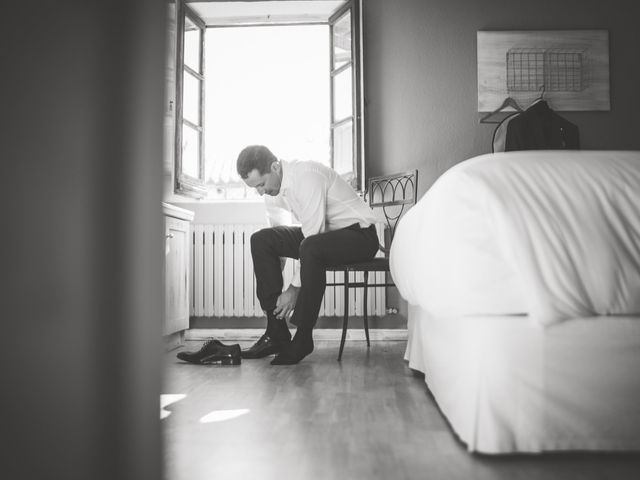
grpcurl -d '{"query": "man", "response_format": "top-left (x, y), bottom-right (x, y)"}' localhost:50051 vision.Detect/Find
top-left (238, 145), bottom-right (379, 365)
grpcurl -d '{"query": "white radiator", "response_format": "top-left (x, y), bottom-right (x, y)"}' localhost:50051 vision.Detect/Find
top-left (190, 223), bottom-right (387, 317)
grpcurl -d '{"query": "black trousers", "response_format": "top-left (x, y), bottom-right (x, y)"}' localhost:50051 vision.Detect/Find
top-left (250, 223), bottom-right (379, 329)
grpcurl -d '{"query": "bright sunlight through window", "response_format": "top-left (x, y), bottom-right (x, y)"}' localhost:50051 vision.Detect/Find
top-left (204, 25), bottom-right (330, 198)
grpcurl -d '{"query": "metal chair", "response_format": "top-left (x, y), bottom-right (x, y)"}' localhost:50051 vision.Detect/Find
top-left (326, 170), bottom-right (418, 361)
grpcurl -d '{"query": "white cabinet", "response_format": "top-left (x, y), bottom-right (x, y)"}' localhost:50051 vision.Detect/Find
top-left (163, 203), bottom-right (194, 343)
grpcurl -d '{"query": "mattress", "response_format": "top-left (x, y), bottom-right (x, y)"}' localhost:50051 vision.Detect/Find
top-left (390, 150), bottom-right (640, 326)
top-left (405, 305), bottom-right (640, 453)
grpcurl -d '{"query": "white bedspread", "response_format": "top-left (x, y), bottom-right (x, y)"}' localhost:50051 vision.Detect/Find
top-left (390, 151), bottom-right (640, 325)
top-left (405, 306), bottom-right (640, 453)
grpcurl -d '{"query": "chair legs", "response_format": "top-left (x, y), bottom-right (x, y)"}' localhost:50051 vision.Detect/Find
top-left (363, 271), bottom-right (370, 347)
top-left (338, 270), bottom-right (371, 361)
top-left (338, 270), bottom-right (349, 361)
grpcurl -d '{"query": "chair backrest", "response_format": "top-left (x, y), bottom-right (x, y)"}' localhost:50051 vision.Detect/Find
top-left (366, 170), bottom-right (418, 254)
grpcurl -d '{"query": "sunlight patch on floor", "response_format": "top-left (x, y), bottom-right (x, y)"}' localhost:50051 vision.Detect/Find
top-left (160, 394), bottom-right (187, 419)
top-left (199, 409), bottom-right (250, 423)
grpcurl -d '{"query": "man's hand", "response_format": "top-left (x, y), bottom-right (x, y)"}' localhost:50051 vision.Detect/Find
top-left (274, 285), bottom-right (300, 319)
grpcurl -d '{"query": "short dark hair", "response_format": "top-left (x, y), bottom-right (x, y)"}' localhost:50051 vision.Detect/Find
top-left (236, 145), bottom-right (277, 179)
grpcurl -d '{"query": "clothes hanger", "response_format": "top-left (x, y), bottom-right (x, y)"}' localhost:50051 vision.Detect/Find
top-left (479, 96), bottom-right (523, 124)
top-left (526, 85), bottom-right (546, 109)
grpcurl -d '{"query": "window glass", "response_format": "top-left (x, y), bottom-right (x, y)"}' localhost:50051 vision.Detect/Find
top-left (332, 11), bottom-right (351, 69)
top-left (182, 71), bottom-right (200, 125)
top-left (332, 120), bottom-right (353, 176)
top-left (181, 124), bottom-right (200, 178)
top-left (184, 17), bottom-right (201, 72)
top-left (333, 66), bottom-right (353, 122)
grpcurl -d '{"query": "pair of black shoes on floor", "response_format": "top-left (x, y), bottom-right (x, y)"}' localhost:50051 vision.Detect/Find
top-left (176, 338), bottom-right (241, 365)
top-left (242, 332), bottom-right (314, 365)
top-left (176, 332), bottom-right (314, 366)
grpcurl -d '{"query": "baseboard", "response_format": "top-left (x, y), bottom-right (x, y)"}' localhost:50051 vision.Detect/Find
top-left (190, 315), bottom-right (407, 330)
top-left (184, 328), bottom-right (408, 342)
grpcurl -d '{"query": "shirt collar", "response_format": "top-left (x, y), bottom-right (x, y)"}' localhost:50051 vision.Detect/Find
top-left (278, 159), bottom-right (291, 194)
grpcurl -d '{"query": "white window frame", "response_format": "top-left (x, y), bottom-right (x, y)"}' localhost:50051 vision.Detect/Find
top-left (174, 0), bottom-right (364, 197)
top-left (329, 0), bottom-right (365, 191)
top-left (175, 0), bottom-right (207, 198)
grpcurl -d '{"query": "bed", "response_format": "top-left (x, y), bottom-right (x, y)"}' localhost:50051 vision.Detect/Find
top-left (389, 150), bottom-right (640, 454)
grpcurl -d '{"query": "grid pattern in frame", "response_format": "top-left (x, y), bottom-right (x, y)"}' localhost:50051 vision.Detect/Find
top-left (478, 30), bottom-right (609, 111)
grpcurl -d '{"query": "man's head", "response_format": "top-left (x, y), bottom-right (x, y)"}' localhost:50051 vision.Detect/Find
top-left (236, 145), bottom-right (282, 196)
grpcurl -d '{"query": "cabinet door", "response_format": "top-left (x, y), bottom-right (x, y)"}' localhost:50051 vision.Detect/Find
top-left (164, 216), bottom-right (190, 335)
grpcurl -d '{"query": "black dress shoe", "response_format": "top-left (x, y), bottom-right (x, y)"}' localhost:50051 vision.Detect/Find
top-left (177, 339), bottom-right (241, 365)
top-left (241, 334), bottom-right (289, 359)
top-left (271, 335), bottom-right (314, 365)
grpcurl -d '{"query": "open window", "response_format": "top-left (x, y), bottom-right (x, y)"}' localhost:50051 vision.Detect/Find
top-left (174, 0), bottom-right (206, 198)
top-left (330, 0), bottom-right (364, 191)
top-left (171, 0), bottom-right (364, 198)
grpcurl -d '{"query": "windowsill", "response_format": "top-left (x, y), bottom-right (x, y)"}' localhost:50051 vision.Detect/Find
top-left (170, 196), bottom-right (263, 205)
top-left (166, 197), bottom-right (267, 225)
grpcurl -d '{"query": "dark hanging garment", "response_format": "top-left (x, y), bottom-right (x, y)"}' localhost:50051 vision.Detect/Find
top-left (492, 113), bottom-right (520, 153)
top-left (504, 100), bottom-right (580, 151)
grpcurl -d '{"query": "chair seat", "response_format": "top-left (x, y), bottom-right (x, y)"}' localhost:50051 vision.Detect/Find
top-left (327, 257), bottom-right (389, 272)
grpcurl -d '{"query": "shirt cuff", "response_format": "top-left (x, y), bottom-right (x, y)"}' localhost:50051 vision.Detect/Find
top-left (291, 261), bottom-right (301, 287)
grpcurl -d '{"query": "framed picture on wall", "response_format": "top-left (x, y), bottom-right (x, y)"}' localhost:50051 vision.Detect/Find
top-left (477, 30), bottom-right (610, 112)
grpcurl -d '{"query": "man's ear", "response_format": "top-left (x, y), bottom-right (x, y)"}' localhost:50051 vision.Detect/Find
top-left (271, 161), bottom-right (280, 174)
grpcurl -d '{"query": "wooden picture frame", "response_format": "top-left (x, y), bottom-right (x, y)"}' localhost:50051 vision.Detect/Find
top-left (478, 30), bottom-right (610, 112)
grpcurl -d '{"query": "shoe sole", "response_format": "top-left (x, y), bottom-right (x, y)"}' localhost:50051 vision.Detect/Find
top-left (201, 355), bottom-right (241, 366)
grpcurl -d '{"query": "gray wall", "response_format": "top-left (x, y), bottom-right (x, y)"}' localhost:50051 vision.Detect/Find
top-left (363, 0), bottom-right (640, 196)
top-left (2, 1), bottom-right (165, 479)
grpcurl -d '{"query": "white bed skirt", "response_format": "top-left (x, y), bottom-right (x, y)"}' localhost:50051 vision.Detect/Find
top-left (405, 304), bottom-right (640, 454)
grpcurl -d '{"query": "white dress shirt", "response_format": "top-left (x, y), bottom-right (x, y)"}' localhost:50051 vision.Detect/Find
top-left (264, 160), bottom-right (377, 286)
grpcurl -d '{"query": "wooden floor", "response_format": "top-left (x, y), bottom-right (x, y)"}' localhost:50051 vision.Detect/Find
top-left (163, 340), bottom-right (640, 480)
